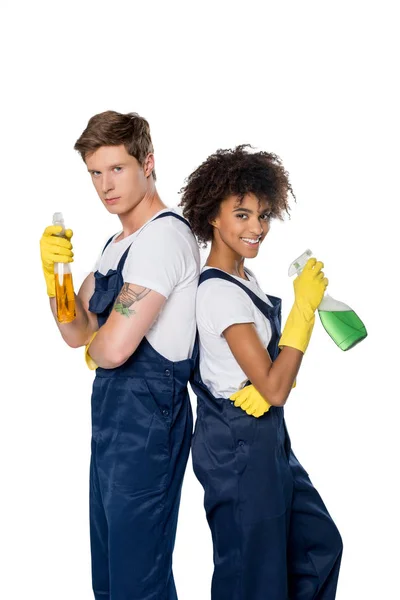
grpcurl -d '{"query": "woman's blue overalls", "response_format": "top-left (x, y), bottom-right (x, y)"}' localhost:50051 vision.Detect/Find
top-left (191, 269), bottom-right (343, 600)
top-left (88, 212), bottom-right (194, 600)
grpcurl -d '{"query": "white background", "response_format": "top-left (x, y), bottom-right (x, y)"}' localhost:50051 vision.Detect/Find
top-left (1, 1), bottom-right (399, 598)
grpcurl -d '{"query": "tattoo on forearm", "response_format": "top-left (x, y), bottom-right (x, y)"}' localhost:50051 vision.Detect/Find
top-left (113, 284), bottom-right (151, 318)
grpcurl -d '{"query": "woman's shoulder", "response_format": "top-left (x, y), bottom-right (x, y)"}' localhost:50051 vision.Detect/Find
top-left (197, 269), bottom-right (254, 309)
top-left (197, 272), bottom-right (237, 295)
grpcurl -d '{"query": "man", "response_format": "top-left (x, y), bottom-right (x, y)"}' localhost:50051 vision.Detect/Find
top-left (39, 110), bottom-right (200, 599)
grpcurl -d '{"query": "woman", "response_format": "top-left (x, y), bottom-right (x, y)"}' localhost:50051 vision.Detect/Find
top-left (180, 146), bottom-right (343, 600)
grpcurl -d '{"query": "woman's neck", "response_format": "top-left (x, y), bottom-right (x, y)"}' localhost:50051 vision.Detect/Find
top-left (205, 245), bottom-right (247, 279)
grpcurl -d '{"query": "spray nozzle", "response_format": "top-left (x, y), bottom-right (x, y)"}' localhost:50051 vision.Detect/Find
top-left (288, 249), bottom-right (313, 276)
top-left (52, 212), bottom-right (64, 226)
top-left (52, 212), bottom-right (65, 236)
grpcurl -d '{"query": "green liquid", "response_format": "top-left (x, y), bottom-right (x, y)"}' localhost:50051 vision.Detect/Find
top-left (318, 310), bottom-right (367, 351)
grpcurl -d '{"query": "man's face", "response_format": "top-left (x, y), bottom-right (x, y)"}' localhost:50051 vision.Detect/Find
top-left (85, 145), bottom-right (153, 216)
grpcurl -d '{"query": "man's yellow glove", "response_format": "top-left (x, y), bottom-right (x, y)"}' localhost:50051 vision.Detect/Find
top-left (230, 385), bottom-right (271, 418)
top-left (279, 257), bottom-right (328, 354)
top-left (40, 225), bottom-right (74, 297)
top-left (85, 332), bottom-right (98, 370)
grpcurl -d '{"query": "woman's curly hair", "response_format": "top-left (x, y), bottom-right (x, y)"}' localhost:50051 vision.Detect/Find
top-left (179, 145), bottom-right (294, 245)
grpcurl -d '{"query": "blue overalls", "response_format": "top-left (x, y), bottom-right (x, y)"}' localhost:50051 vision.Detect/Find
top-left (88, 212), bottom-right (194, 600)
top-left (191, 269), bottom-right (343, 600)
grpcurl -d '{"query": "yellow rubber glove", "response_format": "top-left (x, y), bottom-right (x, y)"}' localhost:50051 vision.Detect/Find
top-left (230, 379), bottom-right (296, 418)
top-left (40, 225), bottom-right (74, 297)
top-left (279, 257), bottom-right (328, 353)
top-left (85, 332), bottom-right (98, 370)
top-left (230, 385), bottom-right (271, 418)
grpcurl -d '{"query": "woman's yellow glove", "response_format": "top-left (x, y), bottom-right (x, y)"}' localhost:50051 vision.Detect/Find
top-left (279, 257), bottom-right (328, 353)
top-left (230, 380), bottom-right (296, 418)
top-left (230, 385), bottom-right (271, 418)
top-left (40, 225), bottom-right (74, 297)
top-left (85, 332), bottom-right (98, 370)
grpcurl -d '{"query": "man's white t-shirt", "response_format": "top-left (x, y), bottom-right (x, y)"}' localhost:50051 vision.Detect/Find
top-left (196, 266), bottom-right (273, 398)
top-left (93, 208), bottom-right (200, 362)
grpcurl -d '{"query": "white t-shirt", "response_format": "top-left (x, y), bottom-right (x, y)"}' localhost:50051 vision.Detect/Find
top-left (93, 208), bottom-right (200, 361)
top-left (196, 266), bottom-right (273, 398)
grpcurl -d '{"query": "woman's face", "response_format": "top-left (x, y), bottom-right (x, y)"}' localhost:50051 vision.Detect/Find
top-left (211, 193), bottom-right (271, 258)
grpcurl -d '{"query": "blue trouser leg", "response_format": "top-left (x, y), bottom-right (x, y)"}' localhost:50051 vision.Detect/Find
top-left (193, 403), bottom-right (342, 600)
top-left (90, 454), bottom-right (183, 600)
top-left (287, 452), bottom-right (343, 599)
top-left (106, 486), bottom-right (176, 600)
top-left (90, 376), bottom-right (192, 600)
top-left (90, 439), bottom-right (110, 600)
top-left (200, 453), bottom-right (342, 600)
top-left (193, 406), bottom-right (294, 600)
top-left (104, 458), bottom-right (188, 600)
top-left (200, 460), bottom-right (292, 600)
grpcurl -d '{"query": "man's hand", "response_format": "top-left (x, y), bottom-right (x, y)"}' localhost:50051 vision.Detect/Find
top-left (40, 225), bottom-right (74, 297)
top-left (85, 332), bottom-right (98, 370)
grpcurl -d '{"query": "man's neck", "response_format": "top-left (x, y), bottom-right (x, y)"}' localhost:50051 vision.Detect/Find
top-left (118, 191), bottom-right (167, 239)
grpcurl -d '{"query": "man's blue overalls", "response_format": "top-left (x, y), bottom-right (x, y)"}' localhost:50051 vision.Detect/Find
top-left (88, 212), bottom-right (194, 600)
top-left (191, 269), bottom-right (343, 600)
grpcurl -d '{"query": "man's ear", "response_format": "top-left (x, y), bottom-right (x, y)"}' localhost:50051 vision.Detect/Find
top-left (144, 153), bottom-right (155, 178)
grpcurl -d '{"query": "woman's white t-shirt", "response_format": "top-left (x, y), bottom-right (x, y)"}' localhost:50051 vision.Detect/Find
top-left (196, 266), bottom-right (273, 398)
top-left (93, 208), bottom-right (200, 362)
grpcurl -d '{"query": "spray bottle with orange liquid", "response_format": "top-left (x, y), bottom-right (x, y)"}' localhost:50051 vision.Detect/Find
top-left (52, 212), bottom-right (76, 323)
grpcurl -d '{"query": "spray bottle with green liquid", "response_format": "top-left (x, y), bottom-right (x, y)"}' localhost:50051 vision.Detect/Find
top-left (289, 249), bottom-right (367, 351)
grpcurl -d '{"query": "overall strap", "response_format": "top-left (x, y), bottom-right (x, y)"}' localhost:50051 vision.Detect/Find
top-left (152, 210), bottom-right (192, 230)
top-left (98, 233), bottom-right (132, 273)
top-left (115, 211), bottom-right (192, 273)
top-left (101, 234), bottom-right (116, 255)
top-left (198, 268), bottom-right (280, 317)
top-left (198, 269), bottom-right (282, 363)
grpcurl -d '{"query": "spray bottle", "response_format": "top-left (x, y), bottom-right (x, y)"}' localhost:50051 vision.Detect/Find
top-left (289, 249), bottom-right (367, 351)
top-left (52, 212), bottom-right (76, 323)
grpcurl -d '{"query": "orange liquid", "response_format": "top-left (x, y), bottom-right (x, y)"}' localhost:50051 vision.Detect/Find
top-left (55, 272), bottom-right (76, 323)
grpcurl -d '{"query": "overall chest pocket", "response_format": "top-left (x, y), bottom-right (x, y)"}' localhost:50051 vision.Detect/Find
top-left (89, 269), bottom-right (122, 320)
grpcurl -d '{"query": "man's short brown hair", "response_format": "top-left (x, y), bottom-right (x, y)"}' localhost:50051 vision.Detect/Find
top-left (74, 110), bottom-right (156, 180)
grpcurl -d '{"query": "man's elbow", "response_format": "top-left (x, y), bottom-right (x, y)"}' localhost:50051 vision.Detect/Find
top-left (59, 327), bottom-right (93, 349)
top-left (63, 335), bottom-right (85, 349)
top-left (105, 343), bottom-right (138, 369)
